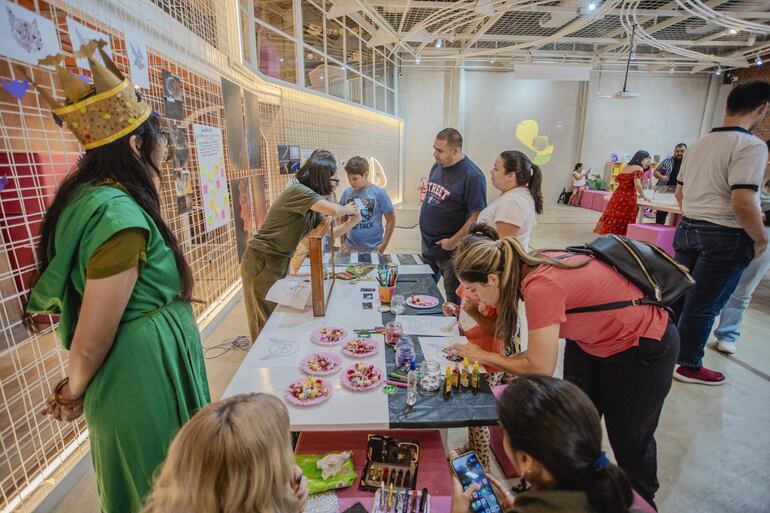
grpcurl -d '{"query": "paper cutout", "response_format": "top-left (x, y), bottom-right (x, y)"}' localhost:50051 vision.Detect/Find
top-left (66, 17), bottom-right (112, 69)
top-left (125, 33), bottom-right (149, 89)
top-left (0, 1), bottom-right (60, 66)
top-left (193, 123), bottom-right (230, 231)
top-left (0, 176), bottom-right (9, 193)
top-left (516, 120), bottom-right (554, 166)
top-left (1, 78), bottom-right (29, 100)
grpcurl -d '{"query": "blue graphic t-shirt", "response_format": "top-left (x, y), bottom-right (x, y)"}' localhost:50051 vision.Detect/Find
top-left (419, 156), bottom-right (487, 255)
top-left (339, 184), bottom-right (394, 250)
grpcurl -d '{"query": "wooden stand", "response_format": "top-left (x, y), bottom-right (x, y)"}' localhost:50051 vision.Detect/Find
top-left (307, 218), bottom-right (336, 316)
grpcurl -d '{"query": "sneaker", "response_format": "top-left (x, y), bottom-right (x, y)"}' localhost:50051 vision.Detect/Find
top-left (674, 366), bottom-right (725, 385)
top-left (716, 340), bottom-right (737, 355)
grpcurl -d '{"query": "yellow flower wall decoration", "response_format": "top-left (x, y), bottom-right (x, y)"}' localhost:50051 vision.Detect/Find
top-left (515, 120), bottom-right (554, 166)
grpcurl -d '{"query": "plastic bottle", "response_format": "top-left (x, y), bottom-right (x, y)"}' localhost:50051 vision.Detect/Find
top-left (406, 359), bottom-right (417, 406)
top-left (452, 363), bottom-right (460, 388)
top-left (460, 357), bottom-right (470, 388)
top-left (471, 360), bottom-right (481, 390)
top-left (444, 365), bottom-right (453, 396)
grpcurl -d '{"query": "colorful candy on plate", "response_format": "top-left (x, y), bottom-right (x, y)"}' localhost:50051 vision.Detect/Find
top-left (342, 338), bottom-right (379, 357)
top-left (341, 362), bottom-right (383, 391)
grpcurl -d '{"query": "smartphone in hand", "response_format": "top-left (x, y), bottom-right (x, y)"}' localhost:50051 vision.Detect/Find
top-left (354, 197), bottom-right (369, 217)
top-left (451, 452), bottom-right (503, 513)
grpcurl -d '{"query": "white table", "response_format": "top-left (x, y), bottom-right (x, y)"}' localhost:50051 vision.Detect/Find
top-left (637, 192), bottom-right (681, 225)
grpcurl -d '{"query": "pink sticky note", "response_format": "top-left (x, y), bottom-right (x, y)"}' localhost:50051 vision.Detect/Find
top-left (220, 210), bottom-right (226, 219)
top-left (216, 179), bottom-right (220, 188)
top-left (203, 185), bottom-right (209, 194)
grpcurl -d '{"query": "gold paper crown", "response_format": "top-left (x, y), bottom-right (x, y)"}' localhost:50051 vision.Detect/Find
top-left (19, 40), bottom-right (151, 150)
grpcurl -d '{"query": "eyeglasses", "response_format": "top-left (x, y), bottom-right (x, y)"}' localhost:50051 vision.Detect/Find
top-left (330, 178), bottom-right (340, 186)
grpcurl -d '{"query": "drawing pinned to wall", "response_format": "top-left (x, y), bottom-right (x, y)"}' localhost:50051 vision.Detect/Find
top-left (515, 120), bottom-right (554, 166)
top-left (231, 177), bottom-right (256, 261)
top-left (0, 1), bottom-right (61, 66)
top-left (278, 144), bottom-right (300, 175)
top-left (66, 17), bottom-right (112, 69)
top-left (243, 89), bottom-right (262, 169)
top-left (169, 125), bottom-right (189, 168)
top-left (193, 123), bottom-right (230, 232)
top-left (162, 69), bottom-right (184, 120)
top-left (124, 33), bottom-right (149, 89)
top-left (369, 157), bottom-right (387, 188)
top-left (175, 168), bottom-right (193, 214)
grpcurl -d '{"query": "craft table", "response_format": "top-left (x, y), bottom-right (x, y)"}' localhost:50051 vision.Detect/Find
top-left (223, 254), bottom-right (500, 431)
top-left (637, 193), bottom-right (682, 225)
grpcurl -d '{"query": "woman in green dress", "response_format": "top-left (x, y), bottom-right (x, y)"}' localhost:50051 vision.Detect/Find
top-left (24, 46), bottom-right (209, 513)
top-left (242, 150), bottom-right (362, 340)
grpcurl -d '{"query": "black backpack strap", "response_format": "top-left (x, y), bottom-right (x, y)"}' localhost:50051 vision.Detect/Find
top-left (566, 298), bottom-right (671, 314)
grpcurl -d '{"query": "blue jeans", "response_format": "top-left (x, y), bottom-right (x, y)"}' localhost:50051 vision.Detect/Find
top-left (673, 218), bottom-right (754, 368)
top-left (714, 227), bottom-right (770, 343)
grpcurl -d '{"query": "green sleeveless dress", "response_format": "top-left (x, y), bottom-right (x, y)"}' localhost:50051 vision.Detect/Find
top-left (26, 184), bottom-right (210, 513)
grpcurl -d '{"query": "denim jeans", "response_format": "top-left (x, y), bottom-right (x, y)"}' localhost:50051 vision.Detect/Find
top-left (421, 241), bottom-right (459, 304)
top-left (714, 227), bottom-right (770, 343)
top-left (673, 217), bottom-right (754, 368)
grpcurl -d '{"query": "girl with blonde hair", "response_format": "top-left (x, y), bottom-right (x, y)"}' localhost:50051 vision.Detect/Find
top-left (448, 224), bottom-right (677, 509)
top-left (142, 393), bottom-right (308, 513)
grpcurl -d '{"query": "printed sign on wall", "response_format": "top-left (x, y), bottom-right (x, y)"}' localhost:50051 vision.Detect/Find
top-left (193, 123), bottom-right (230, 232)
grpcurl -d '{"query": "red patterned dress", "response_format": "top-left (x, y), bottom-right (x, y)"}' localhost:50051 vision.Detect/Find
top-left (594, 169), bottom-right (642, 235)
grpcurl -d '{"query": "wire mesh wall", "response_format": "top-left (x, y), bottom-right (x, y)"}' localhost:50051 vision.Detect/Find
top-left (0, 0), bottom-right (402, 510)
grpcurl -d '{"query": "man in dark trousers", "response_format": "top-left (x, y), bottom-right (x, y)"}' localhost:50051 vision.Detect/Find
top-left (653, 142), bottom-right (687, 224)
top-left (419, 128), bottom-right (486, 304)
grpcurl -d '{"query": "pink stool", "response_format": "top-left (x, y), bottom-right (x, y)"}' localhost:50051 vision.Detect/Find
top-left (580, 190), bottom-right (598, 209)
top-left (626, 223), bottom-right (676, 257)
top-left (591, 191), bottom-right (609, 211)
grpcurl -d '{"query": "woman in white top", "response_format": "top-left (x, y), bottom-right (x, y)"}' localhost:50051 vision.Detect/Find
top-left (569, 162), bottom-right (589, 206)
top-left (477, 150), bottom-right (543, 250)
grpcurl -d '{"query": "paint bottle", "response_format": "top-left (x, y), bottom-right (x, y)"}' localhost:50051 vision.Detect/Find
top-left (460, 357), bottom-right (470, 388)
top-left (451, 363), bottom-right (460, 388)
top-left (444, 365), bottom-right (453, 396)
top-left (471, 361), bottom-right (481, 390)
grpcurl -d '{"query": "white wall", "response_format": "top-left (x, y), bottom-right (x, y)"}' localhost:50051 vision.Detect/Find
top-left (399, 69), bottom-right (448, 207)
top-left (398, 68), bottom-right (713, 206)
top-left (463, 71), bottom-right (582, 205)
top-left (580, 72), bottom-right (711, 176)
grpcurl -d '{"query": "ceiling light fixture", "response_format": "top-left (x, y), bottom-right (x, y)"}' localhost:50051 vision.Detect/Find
top-left (588, 2), bottom-right (597, 11)
top-left (756, 55), bottom-right (763, 67)
top-left (416, 57), bottom-right (421, 64)
top-left (435, 39), bottom-right (443, 48)
top-left (715, 67), bottom-right (722, 76)
top-left (727, 28), bottom-right (738, 35)
top-left (490, 58), bottom-right (496, 63)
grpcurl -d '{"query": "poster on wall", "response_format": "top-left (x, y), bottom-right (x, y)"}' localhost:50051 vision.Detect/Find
top-left (221, 77), bottom-right (246, 170)
top-left (175, 168), bottom-right (193, 214)
top-left (66, 17), bottom-right (112, 68)
top-left (192, 123), bottom-right (230, 232)
top-left (243, 90), bottom-right (262, 169)
top-left (124, 33), bottom-right (149, 89)
top-left (169, 125), bottom-right (189, 168)
top-left (230, 177), bottom-right (256, 261)
top-left (278, 144), bottom-right (300, 175)
top-left (162, 70), bottom-right (184, 120)
top-left (0, 1), bottom-right (61, 67)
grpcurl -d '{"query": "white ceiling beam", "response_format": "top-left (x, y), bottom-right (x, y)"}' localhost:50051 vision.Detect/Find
top-left (462, 0), bottom-right (516, 50)
top-left (397, 0), bottom-right (412, 33)
top-left (327, 0), bottom-right (362, 19)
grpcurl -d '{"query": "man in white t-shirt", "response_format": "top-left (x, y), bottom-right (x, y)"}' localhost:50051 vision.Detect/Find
top-left (673, 80), bottom-right (770, 385)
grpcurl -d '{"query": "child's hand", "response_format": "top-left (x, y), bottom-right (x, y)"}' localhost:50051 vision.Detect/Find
top-left (442, 302), bottom-right (460, 317)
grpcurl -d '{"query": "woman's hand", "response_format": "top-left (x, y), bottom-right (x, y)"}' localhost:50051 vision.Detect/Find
top-left (461, 295), bottom-right (479, 315)
top-left (451, 473), bottom-right (481, 513)
top-left (443, 302), bottom-right (460, 317)
top-left (449, 342), bottom-right (488, 364)
top-left (292, 465), bottom-right (309, 513)
top-left (487, 474), bottom-right (516, 510)
top-left (344, 203), bottom-right (361, 219)
top-left (42, 381), bottom-right (84, 422)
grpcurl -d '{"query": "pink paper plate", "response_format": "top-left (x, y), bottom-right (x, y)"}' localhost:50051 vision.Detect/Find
top-left (300, 352), bottom-right (343, 376)
top-left (284, 378), bottom-right (332, 407)
top-left (341, 338), bottom-right (379, 358)
top-left (310, 327), bottom-right (349, 345)
top-left (341, 363), bottom-right (384, 391)
top-left (406, 295), bottom-right (439, 309)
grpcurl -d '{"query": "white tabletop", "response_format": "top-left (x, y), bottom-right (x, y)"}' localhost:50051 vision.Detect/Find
top-left (223, 267), bottom-right (434, 431)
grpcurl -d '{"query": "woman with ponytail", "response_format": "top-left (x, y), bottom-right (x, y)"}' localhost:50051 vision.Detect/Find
top-left (449, 224), bottom-right (678, 508)
top-left (476, 150), bottom-right (542, 250)
top-left (451, 375), bottom-right (648, 513)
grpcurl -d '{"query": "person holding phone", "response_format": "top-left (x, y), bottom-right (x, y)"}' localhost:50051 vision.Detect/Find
top-left (568, 163), bottom-right (589, 206)
top-left (450, 375), bottom-right (647, 513)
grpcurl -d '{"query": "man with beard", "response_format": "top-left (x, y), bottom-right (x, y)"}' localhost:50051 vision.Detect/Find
top-left (653, 143), bottom-right (687, 224)
top-left (673, 80), bottom-right (770, 385)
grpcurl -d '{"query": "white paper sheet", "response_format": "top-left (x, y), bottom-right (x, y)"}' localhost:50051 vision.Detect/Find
top-left (0, 1), bottom-right (60, 67)
top-left (265, 278), bottom-right (311, 310)
top-left (124, 33), bottom-right (149, 89)
top-left (66, 17), bottom-right (112, 68)
top-left (417, 336), bottom-right (488, 373)
top-left (395, 315), bottom-right (459, 336)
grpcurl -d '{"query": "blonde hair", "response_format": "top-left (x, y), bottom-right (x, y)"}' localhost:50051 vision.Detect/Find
top-left (141, 393), bottom-right (299, 513)
top-left (454, 224), bottom-right (586, 351)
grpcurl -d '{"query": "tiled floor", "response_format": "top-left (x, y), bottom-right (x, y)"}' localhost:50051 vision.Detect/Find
top-left (50, 205), bottom-right (770, 513)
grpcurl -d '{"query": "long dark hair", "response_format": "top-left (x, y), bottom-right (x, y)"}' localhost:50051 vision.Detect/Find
top-left (37, 113), bottom-right (194, 300)
top-left (500, 150), bottom-right (543, 214)
top-left (498, 375), bottom-right (633, 513)
top-left (628, 150), bottom-right (650, 167)
top-left (296, 149), bottom-right (336, 196)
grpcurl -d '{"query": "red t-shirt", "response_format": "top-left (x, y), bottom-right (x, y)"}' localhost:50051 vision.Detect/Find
top-left (521, 253), bottom-right (668, 357)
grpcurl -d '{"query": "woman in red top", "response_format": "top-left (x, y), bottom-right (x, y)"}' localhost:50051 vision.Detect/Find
top-left (595, 151), bottom-right (651, 235)
top-left (449, 225), bottom-right (678, 509)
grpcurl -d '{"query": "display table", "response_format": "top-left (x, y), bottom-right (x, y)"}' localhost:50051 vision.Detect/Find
top-left (224, 255), bottom-right (500, 431)
top-left (637, 193), bottom-right (682, 226)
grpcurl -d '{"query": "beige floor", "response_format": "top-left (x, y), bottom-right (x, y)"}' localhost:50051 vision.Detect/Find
top-left (50, 205), bottom-right (770, 513)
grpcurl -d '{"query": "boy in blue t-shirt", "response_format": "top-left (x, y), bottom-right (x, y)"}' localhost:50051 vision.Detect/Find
top-left (339, 156), bottom-right (396, 253)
